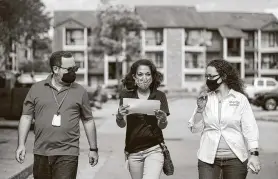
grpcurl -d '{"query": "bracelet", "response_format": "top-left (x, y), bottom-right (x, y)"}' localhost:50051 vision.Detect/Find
top-left (90, 148), bottom-right (98, 152)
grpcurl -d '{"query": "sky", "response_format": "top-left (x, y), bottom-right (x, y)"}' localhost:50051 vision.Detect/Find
top-left (42, 0), bottom-right (278, 37)
top-left (42, 0), bottom-right (278, 13)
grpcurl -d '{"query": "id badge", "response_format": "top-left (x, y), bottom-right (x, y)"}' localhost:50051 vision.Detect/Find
top-left (52, 114), bottom-right (61, 127)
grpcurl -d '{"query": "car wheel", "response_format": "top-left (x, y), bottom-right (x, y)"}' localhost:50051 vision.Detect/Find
top-left (264, 98), bottom-right (277, 111)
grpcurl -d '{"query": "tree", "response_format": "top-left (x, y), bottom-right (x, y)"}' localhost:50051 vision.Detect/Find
top-left (90, 2), bottom-right (145, 88)
top-left (19, 60), bottom-right (50, 73)
top-left (0, 0), bottom-right (51, 70)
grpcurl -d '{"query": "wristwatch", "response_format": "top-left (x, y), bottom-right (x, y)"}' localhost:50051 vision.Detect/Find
top-left (250, 151), bottom-right (259, 156)
top-left (90, 148), bottom-right (98, 152)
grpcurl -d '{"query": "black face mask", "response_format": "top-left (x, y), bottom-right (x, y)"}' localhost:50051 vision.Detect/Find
top-left (206, 76), bottom-right (222, 91)
top-left (61, 71), bottom-right (76, 84)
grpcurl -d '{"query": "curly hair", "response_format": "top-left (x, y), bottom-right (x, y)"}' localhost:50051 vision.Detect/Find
top-left (207, 59), bottom-right (246, 95)
top-left (122, 59), bottom-right (163, 91)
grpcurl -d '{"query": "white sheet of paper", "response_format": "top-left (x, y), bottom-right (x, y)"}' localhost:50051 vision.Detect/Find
top-left (123, 98), bottom-right (161, 115)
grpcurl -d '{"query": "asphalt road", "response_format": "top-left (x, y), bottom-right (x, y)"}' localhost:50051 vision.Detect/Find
top-left (2, 98), bottom-right (278, 179)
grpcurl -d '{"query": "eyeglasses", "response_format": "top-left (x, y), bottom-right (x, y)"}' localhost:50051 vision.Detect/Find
top-left (205, 74), bottom-right (219, 80)
top-left (57, 66), bottom-right (79, 72)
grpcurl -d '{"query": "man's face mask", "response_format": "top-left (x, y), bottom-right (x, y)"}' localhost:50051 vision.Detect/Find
top-left (61, 71), bottom-right (76, 84)
top-left (206, 76), bottom-right (222, 91)
top-left (57, 66), bottom-right (78, 84)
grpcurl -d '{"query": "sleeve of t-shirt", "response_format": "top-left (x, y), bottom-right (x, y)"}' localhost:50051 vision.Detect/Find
top-left (80, 91), bottom-right (94, 121)
top-left (160, 92), bottom-right (170, 116)
top-left (22, 86), bottom-right (35, 116)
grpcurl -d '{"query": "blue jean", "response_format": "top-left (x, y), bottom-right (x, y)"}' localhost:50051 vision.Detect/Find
top-left (198, 158), bottom-right (248, 179)
top-left (127, 145), bottom-right (164, 179)
top-left (33, 154), bottom-right (78, 179)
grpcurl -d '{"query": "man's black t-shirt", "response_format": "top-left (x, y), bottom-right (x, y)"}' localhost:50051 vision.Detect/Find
top-left (119, 89), bottom-right (170, 153)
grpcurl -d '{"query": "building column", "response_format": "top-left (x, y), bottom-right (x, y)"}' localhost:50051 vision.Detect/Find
top-left (254, 31), bottom-right (258, 77)
top-left (257, 30), bottom-right (262, 77)
top-left (163, 28), bottom-right (167, 85)
top-left (240, 38), bottom-right (245, 79)
top-left (104, 55), bottom-right (108, 86)
top-left (223, 38), bottom-right (228, 60)
top-left (141, 30), bottom-right (146, 56)
top-left (84, 28), bottom-right (88, 86)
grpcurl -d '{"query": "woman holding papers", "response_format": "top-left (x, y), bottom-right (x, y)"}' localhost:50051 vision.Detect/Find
top-left (188, 59), bottom-right (261, 179)
top-left (116, 59), bottom-right (170, 179)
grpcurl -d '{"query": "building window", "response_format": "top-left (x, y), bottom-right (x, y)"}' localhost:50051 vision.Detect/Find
top-left (208, 31), bottom-right (221, 48)
top-left (145, 52), bottom-right (164, 69)
top-left (145, 29), bottom-right (163, 46)
top-left (261, 53), bottom-right (278, 69)
top-left (261, 32), bottom-right (278, 48)
top-left (184, 52), bottom-right (205, 69)
top-left (206, 52), bottom-right (220, 64)
top-left (257, 80), bottom-right (264, 86)
top-left (227, 39), bottom-right (240, 56)
top-left (269, 32), bottom-right (278, 47)
top-left (108, 62), bottom-right (122, 80)
top-left (245, 53), bottom-right (254, 70)
top-left (245, 32), bottom-right (254, 48)
top-left (66, 29), bottom-right (84, 45)
top-left (185, 30), bottom-right (203, 46)
top-left (71, 51), bottom-right (85, 68)
top-left (266, 80), bottom-right (276, 87)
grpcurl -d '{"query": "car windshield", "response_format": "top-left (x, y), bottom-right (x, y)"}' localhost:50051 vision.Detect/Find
top-left (244, 78), bottom-right (254, 85)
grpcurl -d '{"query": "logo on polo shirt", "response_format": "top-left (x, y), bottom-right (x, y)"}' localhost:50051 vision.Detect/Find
top-left (229, 100), bottom-right (240, 106)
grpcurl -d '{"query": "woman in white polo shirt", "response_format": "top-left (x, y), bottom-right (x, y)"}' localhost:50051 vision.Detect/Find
top-left (188, 59), bottom-right (261, 179)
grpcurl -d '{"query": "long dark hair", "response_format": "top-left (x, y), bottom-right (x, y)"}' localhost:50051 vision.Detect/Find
top-left (207, 59), bottom-right (246, 95)
top-left (122, 59), bottom-right (163, 91)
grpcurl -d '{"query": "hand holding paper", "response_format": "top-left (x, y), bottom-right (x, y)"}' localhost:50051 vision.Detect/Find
top-left (154, 109), bottom-right (167, 121)
top-left (123, 98), bottom-right (161, 115)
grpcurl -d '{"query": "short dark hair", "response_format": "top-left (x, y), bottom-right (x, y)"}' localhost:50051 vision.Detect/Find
top-left (122, 59), bottom-right (163, 91)
top-left (207, 59), bottom-right (245, 95)
top-left (49, 51), bottom-right (73, 73)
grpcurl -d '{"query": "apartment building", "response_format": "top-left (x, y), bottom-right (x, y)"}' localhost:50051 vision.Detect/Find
top-left (53, 11), bottom-right (104, 86)
top-left (53, 6), bottom-right (278, 91)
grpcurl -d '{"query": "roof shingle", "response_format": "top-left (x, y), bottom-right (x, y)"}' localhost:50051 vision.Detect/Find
top-left (200, 12), bottom-right (278, 30)
top-left (219, 26), bottom-right (247, 38)
top-left (135, 6), bottom-right (205, 28)
top-left (53, 11), bottom-right (97, 28)
top-left (53, 7), bottom-right (278, 31)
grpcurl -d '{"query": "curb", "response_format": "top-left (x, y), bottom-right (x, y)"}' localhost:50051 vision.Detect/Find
top-left (0, 120), bottom-right (19, 129)
top-left (256, 117), bottom-right (278, 123)
top-left (8, 164), bottom-right (33, 179)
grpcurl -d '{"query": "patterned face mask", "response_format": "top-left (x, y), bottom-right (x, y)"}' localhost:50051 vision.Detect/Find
top-left (135, 77), bottom-right (153, 90)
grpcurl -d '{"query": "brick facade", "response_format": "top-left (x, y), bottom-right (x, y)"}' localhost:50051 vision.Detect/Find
top-left (166, 28), bottom-right (183, 90)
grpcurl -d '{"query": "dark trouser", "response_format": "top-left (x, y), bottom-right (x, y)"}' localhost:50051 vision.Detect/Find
top-left (198, 158), bottom-right (248, 179)
top-left (33, 154), bottom-right (78, 179)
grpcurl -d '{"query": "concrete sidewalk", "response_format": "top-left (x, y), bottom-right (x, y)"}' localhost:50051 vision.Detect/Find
top-left (0, 128), bottom-right (34, 179)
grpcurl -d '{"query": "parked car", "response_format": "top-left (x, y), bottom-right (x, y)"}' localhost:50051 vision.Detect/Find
top-left (84, 85), bottom-right (109, 110)
top-left (0, 71), bottom-right (33, 120)
top-left (245, 77), bottom-right (278, 102)
top-left (105, 84), bottom-right (121, 100)
top-left (252, 87), bottom-right (278, 111)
